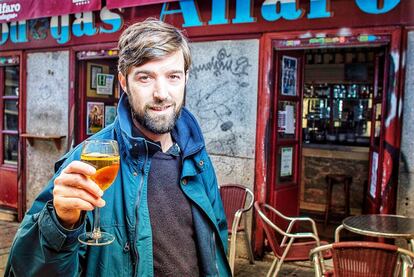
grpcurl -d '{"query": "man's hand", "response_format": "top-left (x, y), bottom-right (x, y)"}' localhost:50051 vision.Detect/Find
top-left (53, 161), bottom-right (105, 229)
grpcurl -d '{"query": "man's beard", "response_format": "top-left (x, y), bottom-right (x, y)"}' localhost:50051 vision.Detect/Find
top-left (130, 100), bottom-right (182, 135)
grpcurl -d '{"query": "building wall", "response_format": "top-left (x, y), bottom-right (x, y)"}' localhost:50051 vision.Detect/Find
top-left (398, 31), bottom-right (414, 216)
top-left (25, 51), bottom-right (69, 207)
top-left (186, 39), bottom-right (259, 257)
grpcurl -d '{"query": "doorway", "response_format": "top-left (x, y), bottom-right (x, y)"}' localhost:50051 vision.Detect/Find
top-left (299, 46), bottom-right (386, 240)
top-left (75, 53), bottom-right (120, 144)
top-left (254, 28), bottom-right (402, 255)
top-left (269, 46), bottom-right (387, 239)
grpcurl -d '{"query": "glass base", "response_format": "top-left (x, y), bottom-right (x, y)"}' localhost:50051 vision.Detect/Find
top-left (78, 231), bottom-right (115, 246)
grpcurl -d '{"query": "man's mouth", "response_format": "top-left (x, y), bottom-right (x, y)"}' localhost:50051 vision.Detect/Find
top-left (148, 104), bottom-right (173, 112)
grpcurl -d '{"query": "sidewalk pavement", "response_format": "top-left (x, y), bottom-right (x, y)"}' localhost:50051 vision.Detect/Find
top-left (0, 220), bottom-right (19, 276)
top-left (0, 219), bottom-right (319, 276)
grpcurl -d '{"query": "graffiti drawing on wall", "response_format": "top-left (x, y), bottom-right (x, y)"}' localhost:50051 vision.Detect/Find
top-left (186, 40), bottom-right (259, 177)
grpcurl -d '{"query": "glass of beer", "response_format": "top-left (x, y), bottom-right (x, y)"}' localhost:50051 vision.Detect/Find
top-left (78, 139), bottom-right (120, 246)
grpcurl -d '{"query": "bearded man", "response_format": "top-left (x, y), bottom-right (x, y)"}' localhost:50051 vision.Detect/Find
top-left (6, 19), bottom-right (231, 277)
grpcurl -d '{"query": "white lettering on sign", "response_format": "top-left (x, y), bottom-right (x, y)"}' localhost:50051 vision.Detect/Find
top-left (0, 6), bottom-right (123, 45)
top-left (0, 2), bottom-right (21, 21)
top-left (72, 0), bottom-right (91, 6)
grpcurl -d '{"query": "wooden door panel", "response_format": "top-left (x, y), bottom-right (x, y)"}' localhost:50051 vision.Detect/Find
top-left (268, 50), bottom-right (304, 217)
top-left (0, 167), bottom-right (18, 208)
top-left (273, 185), bottom-right (300, 216)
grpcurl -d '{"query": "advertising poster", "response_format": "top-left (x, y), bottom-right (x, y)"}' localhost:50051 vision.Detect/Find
top-left (104, 105), bottom-right (117, 127)
top-left (281, 56), bottom-right (297, 96)
top-left (86, 102), bottom-right (104, 135)
top-left (280, 147), bottom-right (293, 177)
top-left (369, 152), bottom-right (378, 198)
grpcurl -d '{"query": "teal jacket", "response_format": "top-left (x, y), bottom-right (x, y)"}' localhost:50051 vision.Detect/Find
top-left (6, 94), bottom-right (231, 277)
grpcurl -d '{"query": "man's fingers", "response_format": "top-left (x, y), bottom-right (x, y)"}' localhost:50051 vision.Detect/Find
top-left (55, 170), bottom-right (103, 198)
top-left (63, 160), bottom-right (96, 176)
top-left (53, 185), bottom-right (105, 208)
top-left (54, 196), bottom-right (98, 212)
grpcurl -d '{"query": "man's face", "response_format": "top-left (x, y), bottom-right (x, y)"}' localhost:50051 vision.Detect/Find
top-left (119, 50), bottom-right (187, 136)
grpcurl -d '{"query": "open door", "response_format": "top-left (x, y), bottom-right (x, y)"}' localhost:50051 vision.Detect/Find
top-left (365, 49), bottom-right (388, 214)
top-left (268, 50), bottom-right (304, 218)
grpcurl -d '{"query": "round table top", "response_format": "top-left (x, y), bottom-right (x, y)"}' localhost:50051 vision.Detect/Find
top-left (343, 214), bottom-right (414, 239)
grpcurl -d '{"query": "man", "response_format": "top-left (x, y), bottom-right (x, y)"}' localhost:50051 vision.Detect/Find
top-left (6, 19), bottom-right (231, 277)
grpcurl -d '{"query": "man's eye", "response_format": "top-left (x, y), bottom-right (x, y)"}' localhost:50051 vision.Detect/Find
top-left (169, 75), bottom-right (181, 80)
top-left (138, 75), bottom-right (150, 82)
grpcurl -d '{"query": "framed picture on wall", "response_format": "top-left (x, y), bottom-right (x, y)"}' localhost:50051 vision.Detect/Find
top-left (86, 102), bottom-right (104, 135)
top-left (96, 73), bottom-right (114, 95)
top-left (104, 105), bottom-right (117, 127)
top-left (90, 65), bottom-right (103, 90)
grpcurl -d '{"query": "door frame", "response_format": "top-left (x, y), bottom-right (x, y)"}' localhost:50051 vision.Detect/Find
top-left (253, 26), bottom-right (403, 255)
top-left (0, 50), bottom-right (25, 220)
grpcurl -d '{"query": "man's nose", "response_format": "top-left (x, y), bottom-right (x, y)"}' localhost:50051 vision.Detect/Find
top-left (153, 78), bottom-right (169, 100)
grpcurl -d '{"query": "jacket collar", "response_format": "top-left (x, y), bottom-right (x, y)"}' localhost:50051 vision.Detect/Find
top-left (115, 93), bottom-right (205, 160)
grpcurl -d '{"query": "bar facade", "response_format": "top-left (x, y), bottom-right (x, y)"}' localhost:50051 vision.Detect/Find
top-left (0, 0), bottom-right (413, 256)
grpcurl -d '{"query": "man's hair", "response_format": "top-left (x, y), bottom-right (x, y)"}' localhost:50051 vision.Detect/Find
top-left (118, 18), bottom-right (191, 76)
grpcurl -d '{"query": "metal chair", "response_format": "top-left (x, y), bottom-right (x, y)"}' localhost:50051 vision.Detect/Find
top-left (255, 201), bottom-right (332, 277)
top-left (310, 241), bottom-right (414, 277)
top-left (219, 184), bottom-right (255, 275)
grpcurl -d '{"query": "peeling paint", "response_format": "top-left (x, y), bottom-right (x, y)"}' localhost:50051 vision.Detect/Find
top-left (391, 51), bottom-right (400, 73)
top-left (385, 93), bottom-right (397, 128)
top-left (385, 51), bottom-right (400, 128)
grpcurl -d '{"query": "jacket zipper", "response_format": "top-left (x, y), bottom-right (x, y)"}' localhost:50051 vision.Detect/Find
top-left (181, 185), bottom-right (222, 277)
top-left (132, 141), bottom-right (149, 277)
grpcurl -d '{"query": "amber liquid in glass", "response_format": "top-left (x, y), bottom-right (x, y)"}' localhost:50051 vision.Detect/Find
top-left (81, 153), bottom-right (120, 191)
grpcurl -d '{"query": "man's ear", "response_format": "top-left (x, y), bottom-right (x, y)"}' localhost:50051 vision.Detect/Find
top-left (118, 72), bottom-right (127, 93)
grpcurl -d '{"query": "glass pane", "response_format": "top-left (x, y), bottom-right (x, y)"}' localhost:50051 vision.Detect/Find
top-left (303, 97), bottom-right (329, 143)
top-left (4, 134), bottom-right (18, 165)
top-left (277, 146), bottom-right (295, 184)
top-left (4, 100), bottom-right (18, 131)
top-left (278, 101), bottom-right (296, 139)
top-left (4, 66), bottom-right (19, 96)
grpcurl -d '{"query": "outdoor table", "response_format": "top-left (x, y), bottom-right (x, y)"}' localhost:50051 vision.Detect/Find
top-left (335, 214), bottom-right (414, 251)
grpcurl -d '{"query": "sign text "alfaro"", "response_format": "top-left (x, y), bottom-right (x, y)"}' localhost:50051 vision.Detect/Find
top-left (160, 0), bottom-right (401, 27)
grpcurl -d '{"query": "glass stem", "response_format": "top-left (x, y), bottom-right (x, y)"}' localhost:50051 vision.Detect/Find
top-left (92, 207), bottom-right (102, 239)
